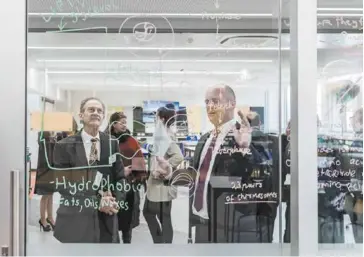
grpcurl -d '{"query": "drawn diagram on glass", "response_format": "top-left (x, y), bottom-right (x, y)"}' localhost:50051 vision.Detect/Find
top-left (118, 15), bottom-right (175, 58)
top-left (133, 22), bottom-right (157, 42)
top-left (168, 166), bottom-right (198, 199)
top-left (320, 59), bottom-right (362, 126)
top-left (39, 0), bottom-right (120, 31)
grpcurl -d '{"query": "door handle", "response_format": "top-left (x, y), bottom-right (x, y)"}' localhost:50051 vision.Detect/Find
top-left (10, 170), bottom-right (20, 256)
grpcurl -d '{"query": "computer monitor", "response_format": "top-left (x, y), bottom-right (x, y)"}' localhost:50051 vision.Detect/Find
top-left (142, 100), bottom-right (179, 123)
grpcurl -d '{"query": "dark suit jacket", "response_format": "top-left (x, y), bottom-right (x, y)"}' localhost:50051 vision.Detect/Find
top-left (190, 129), bottom-right (276, 242)
top-left (52, 131), bottom-right (126, 243)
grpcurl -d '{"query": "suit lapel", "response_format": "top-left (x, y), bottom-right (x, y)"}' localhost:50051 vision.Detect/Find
top-left (193, 132), bottom-right (210, 170)
top-left (74, 132), bottom-right (89, 167)
top-left (99, 132), bottom-right (110, 165)
top-left (211, 129), bottom-right (234, 175)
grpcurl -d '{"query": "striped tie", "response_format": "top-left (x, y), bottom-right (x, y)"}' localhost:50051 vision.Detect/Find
top-left (89, 138), bottom-right (99, 165)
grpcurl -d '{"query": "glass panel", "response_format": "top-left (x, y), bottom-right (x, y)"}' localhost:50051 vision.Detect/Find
top-left (27, 0), bottom-right (287, 255)
top-left (316, 0), bottom-right (363, 247)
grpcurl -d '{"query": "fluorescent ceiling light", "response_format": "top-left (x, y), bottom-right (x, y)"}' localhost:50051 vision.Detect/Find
top-left (325, 73), bottom-right (362, 83)
top-left (317, 13), bottom-right (363, 17)
top-left (28, 46), bottom-right (289, 51)
top-left (37, 59), bottom-right (273, 63)
top-left (317, 8), bottom-right (363, 12)
top-left (28, 12), bottom-right (272, 18)
top-left (47, 70), bottom-right (251, 75)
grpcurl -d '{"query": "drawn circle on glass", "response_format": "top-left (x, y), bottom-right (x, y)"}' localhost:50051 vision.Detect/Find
top-left (132, 22), bottom-right (157, 42)
top-left (118, 15), bottom-right (175, 58)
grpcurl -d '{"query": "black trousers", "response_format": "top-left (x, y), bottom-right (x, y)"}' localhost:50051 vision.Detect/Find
top-left (118, 191), bottom-right (134, 243)
top-left (283, 201), bottom-right (290, 243)
top-left (143, 198), bottom-right (173, 243)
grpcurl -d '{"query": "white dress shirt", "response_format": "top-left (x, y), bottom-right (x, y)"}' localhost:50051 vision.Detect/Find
top-left (81, 130), bottom-right (101, 163)
top-left (192, 119), bottom-right (236, 219)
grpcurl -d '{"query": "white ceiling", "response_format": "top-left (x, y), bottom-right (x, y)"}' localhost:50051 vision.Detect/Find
top-left (27, 0), bottom-right (363, 94)
top-left (28, 0), bottom-right (363, 15)
top-left (28, 0), bottom-right (363, 32)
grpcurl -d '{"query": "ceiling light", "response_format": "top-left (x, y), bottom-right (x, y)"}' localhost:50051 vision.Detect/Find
top-left (47, 70), bottom-right (251, 75)
top-left (28, 12), bottom-right (273, 18)
top-left (317, 13), bottom-right (363, 17)
top-left (317, 8), bottom-right (363, 12)
top-left (240, 69), bottom-right (250, 80)
top-left (36, 59), bottom-right (273, 63)
top-left (28, 46), bottom-right (290, 51)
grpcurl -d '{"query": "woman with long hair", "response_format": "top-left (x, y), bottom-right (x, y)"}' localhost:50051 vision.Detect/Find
top-left (106, 112), bottom-right (146, 243)
top-left (143, 103), bottom-right (184, 244)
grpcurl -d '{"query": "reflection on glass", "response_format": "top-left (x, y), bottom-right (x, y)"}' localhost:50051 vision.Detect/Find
top-left (316, 0), bottom-right (363, 244)
top-left (27, 0), bottom-right (287, 253)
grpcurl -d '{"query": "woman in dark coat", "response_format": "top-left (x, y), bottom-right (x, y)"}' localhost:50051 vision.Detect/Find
top-left (35, 119), bottom-right (78, 232)
top-left (34, 131), bottom-right (56, 232)
top-left (106, 112), bottom-right (147, 243)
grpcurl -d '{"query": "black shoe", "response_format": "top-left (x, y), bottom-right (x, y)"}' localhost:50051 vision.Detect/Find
top-left (39, 220), bottom-right (51, 232)
top-left (46, 218), bottom-right (55, 230)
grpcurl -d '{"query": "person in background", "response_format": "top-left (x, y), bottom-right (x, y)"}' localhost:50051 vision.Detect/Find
top-left (347, 107), bottom-right (363, 243)
top-left (35, 128), bottom-right (75, 232)
top-left (143, 103), bottom-right (184, 243)
top-left (106, 112), bottom-right (147, 243)
top-left (35, 131), bottom-right (56, 232)
top-left (247, 111), bottom-right (264, 137)
top-left (282, 120), bottom-right (291, 242)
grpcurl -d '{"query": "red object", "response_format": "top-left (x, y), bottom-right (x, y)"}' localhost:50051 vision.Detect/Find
top-left (118, 136), bottom-right (147, 181)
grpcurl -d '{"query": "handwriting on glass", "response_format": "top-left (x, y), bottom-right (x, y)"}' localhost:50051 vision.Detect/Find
top-left (217, 147), bottom-right (251, 156)
top-left (42, 0), bottom-right (121, 31)
top-left (283, 17), bottom-right (363, 30)
top-left (225, 192), bottom-right (278, 204)
top-left (59, 195), bottom-right (129, 212)
top-left (317, 181), bottom-right (362, 191)
top-left (53, 176), bottom-right (143, 195)
top-left (231, 181), bottom-right (262, 190)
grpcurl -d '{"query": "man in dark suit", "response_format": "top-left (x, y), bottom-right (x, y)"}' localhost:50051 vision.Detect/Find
top-left (52, 97), bottom-right (127, 243)
top-left (190, 84), bottom-right (275, 243)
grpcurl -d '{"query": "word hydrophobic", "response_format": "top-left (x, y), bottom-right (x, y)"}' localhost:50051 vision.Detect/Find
top-left (54, 176), bottom-right (143, 195)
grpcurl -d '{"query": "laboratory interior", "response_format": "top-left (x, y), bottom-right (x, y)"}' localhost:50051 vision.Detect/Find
top-left (0, 0), bottom-right (362, 256)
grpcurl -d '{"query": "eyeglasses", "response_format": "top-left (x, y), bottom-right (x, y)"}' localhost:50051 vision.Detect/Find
top-left (86, 107), bottom-right (104, 114)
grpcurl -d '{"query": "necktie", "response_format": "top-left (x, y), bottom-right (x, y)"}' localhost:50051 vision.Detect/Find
top-left (89, 138), bottom-right (99, 165)
top-left (194, 133), bottom-right (217, 211)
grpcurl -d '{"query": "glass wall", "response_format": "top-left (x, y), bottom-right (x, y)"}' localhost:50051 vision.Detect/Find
top-left (1, 0), bottom-right (363, 255)
top-left (316, 0), bottom-right (363, 246)
top-left (25, 0), bottom-right (288, 255)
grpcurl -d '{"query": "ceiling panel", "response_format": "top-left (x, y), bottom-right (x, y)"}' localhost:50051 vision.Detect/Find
top-left (30, 0), bottom-right (278, 14)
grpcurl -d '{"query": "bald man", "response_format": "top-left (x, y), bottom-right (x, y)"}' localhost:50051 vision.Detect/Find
top-left (189, 84), bottom-right (272, 243)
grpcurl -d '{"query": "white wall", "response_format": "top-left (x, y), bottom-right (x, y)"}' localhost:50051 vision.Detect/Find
top-left (27, 93), bottom-right (41, 169)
